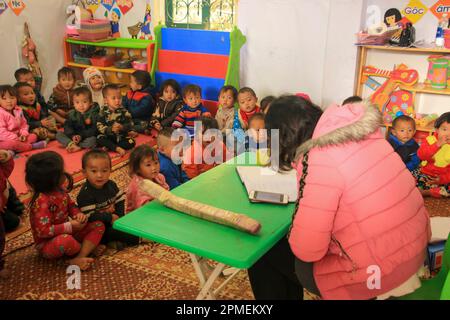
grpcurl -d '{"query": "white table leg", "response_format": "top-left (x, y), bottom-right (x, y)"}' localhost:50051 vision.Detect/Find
top-left (189, 254), bottom-right (241, 300)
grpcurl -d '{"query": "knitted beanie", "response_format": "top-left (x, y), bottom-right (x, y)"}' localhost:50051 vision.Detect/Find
top-left (83, 67), bottom-right (104, 90)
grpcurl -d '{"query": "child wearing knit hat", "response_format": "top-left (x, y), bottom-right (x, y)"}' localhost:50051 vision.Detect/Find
top-left (83, 67), bottom-right (105, 108)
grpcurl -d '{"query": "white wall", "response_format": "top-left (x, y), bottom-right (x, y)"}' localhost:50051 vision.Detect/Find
top-left (0, 0), bottom-right (73, 97)
top-left (237, 0), bottom-right (363, 108)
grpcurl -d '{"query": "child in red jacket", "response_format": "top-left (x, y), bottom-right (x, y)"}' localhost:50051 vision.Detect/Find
top-left (0, 149), bottom-right (14, 279)
top-left (413, 112), bottom-right (450, 198)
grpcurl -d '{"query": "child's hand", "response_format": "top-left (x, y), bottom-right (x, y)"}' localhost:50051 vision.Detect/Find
top-left (112, 214), bottom-right (120, 223)
top-left (426, 176), bottom-right (441, 186)
top-left (72, 135), bottom-right (81, 144)
top-left (19, 135), bottom-right (27, 142)
top-left (112, 123), bottom-right (123, 134)
top-left (41, 118), bottom-right (52, 128)
top-left (0, 150), bottom-right (11, 163)
top-left (75, 213), bottom-right (88, 224)
top-left (70, 219), bottom-right (86, 232)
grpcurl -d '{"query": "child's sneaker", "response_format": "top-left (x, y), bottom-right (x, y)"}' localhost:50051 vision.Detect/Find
top-left (31, 140), bottom-right (47, 150)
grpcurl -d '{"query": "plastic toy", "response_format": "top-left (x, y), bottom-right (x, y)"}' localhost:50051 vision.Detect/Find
top-left (364, 64), bottom-right (419, 112)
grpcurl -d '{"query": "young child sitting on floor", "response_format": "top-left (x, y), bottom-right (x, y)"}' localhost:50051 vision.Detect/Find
top-left (0, 85), bottom-right (47, 153)
top-left (157, 127), bottom-right (190, 190)
top-left (97, 84), bottom-right (137, 156)
top-left (127, 145), bottom-right (169, 213)
top-left (77, 150), bottom-right (139, 250)
top-left (260, 96), bottom-right (275, 115)
top-left (26, 151), bottom-right (106, 271)
top-left (182, 117), bottom-right (231, 179)
top-left (233, 87), bottom-right (260, 144)
top-left (14, 68), bottom-right (48, 111)
top-left (83, 67), bottom-right (105, 108)
top-left (413, 112), bottom-right (450, 198)
top-left (15, 82), bottom-right (57, 141)
top-left (47, 67), bottom-right (77, 124)
top-left (150, 79), bottom-right (183, 131)
top-left (245, 113), bottom-right (266, 153)
top-left (388, 115), bottom-right (420, 172)
top-left (0, 149), bottom-right (13, 280)
top-left (123, 70), bottom-right (155, 134)
top-left (215, 85), bottom-right (238, 134)
top-left (56, 87), bottom-right (99, 153)
top-left (172, 84), bottom-right (212, 139)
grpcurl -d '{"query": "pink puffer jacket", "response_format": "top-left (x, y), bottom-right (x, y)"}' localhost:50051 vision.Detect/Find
top-left (288, 103), bottom-right (431, 300)
top-left (0, 106), bottom-right (30, 141)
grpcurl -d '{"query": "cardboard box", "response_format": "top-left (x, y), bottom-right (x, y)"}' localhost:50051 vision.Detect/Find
top-left (427, 240), bottom-right (446, 271)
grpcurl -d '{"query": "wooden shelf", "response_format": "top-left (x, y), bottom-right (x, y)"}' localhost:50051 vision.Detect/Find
top-left (67, 62), bottom-right (136, 74)
top-left (66, 37), bottom-right (154, 49)
top-left (400, 83), bottom-right (450, 95)
top-left (358, 45), bottom-right (450, 55)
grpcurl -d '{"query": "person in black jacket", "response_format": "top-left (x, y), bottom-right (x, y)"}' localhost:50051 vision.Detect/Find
top-left (77, 149), bottom-right (139, 250)
top-left (56, 87), bottom-right (99, 153)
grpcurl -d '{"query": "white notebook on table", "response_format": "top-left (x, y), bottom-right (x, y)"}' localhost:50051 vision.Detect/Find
top-left (236, 166), bottom-right (298, 202)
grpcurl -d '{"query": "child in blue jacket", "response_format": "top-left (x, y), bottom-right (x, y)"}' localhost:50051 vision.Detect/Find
top-left (123, 70), bottom-right (155, 134)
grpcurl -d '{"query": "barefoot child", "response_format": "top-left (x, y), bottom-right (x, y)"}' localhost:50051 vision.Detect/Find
top-left (127, 145), bottom-right (169, 213)
top-left (0, 85), bottom-right (47, 153)
top-left (56, 87), bottom-right (99, 153)
top-left (97, 84), bottom-right (136, 156)
top-left (26, 151), bottom-right (105, 271)
top-left (77, 149), bottom-right (139, 249)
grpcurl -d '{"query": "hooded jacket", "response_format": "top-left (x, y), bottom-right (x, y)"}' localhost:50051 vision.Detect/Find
top-left (122, 86), bottom-right (155, 122)
top-left (288, 103), bottom-right (430, 300)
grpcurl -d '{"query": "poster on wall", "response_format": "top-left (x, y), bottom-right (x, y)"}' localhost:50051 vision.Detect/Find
top-left (0, 0), bottom-right (8, 15)
top-left (430, 0), bottom-right (450, 20)
top-left (101, 0), bottom-right (115, 11)
top-left (8, 0), bottom-right (25, 16)
top-left (402, 0), bottom-right (428, 24)
top-left (117, 0), bottom-right (133, 15)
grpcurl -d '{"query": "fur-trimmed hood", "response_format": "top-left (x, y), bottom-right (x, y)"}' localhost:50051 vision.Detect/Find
top-left (295, 102), bottom-right (382, 160)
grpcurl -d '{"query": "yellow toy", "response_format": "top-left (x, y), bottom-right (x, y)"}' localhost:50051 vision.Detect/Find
top-left (434, 144), bottom-right (450, 168)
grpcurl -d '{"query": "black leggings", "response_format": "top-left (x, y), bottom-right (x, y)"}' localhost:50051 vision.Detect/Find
top-left (97, 136), bottom-right (136, 152)
top-left (102, 226), bottom-right (140, 246)
top-left (248, 237), bottom-right (320, 300)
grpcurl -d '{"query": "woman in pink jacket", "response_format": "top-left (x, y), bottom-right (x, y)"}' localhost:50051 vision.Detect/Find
top-left (0, 85), bottom-right (46, 153)
top-left (248, 96), bottom-right (430, 300)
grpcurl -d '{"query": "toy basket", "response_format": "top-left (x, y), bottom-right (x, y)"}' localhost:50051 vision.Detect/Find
top-left (90, 55), bottom-right (115, 67)
top-left (132, 60), bottom-right (148, 71)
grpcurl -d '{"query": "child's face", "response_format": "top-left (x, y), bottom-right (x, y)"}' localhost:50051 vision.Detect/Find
top-left (18, 86), bottom-right (36, 105)
top-left (129, 76), bottom-right (142, 92)
top-left (0, 91), bottom-right (17, 112)
top-left (219, 90), bottom-right (235, 109)
top-left (162, 85), bottom-right (177, 102)
top-left (84, 157), bottom-right (111, 189)
top-left (18, 72), bottom-right (36, 89)
top-left (138, 156), bottom-right (160, 180)
top-left (392, 120), bottom-right (415, 143)
top-left (238, 92), bottom-right (258, 113)
top-left (184, 92), bottom-right (202, 109)
top-left (59, 74), bottom-right (75, 91)
top-left (249, 118), bottom-right (266, 142)
top-left (437, 121), bottom-right (450, 145)
top-left (89, 75), bottom-right (104, 91)
top-left (73, 93), bottom-right (92, 114)
top-left (105, 89), bottom-right (122, 111)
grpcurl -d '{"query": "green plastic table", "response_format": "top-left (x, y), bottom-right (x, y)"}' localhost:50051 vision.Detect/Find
top-left (114, 152), bottom-right (296, 299)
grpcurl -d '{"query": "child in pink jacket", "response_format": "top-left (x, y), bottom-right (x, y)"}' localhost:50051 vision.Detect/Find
top-left (249, 96), bottom-right (430, 300)
top-left (0, 85), bottom-right (46, 153)
top-left (126, 144), bottom-right (169, 213)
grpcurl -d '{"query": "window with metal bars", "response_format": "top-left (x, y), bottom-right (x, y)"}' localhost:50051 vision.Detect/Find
top-left (165, 0), bottom-right (237, 31)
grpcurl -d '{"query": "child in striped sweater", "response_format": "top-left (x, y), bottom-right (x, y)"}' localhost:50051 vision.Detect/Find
top-left (172, 85), bottom-right (211, 139)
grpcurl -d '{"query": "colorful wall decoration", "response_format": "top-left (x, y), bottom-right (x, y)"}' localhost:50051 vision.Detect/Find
top-left (402, 0), bottom-right (428, 24)
top-left (101, 0), bottom-right (115, 11)
top-left (8, 0), bottom-right (25, 16)
top-left (0, 0), bottom-right (8, 15)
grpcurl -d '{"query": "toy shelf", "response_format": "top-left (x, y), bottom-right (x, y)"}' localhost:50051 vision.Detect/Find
top-left (67, 62), bottom-right (136, 74)
top-left (64, 37), bottom-right (156, 93)
top-left (400, 83), bottom-right (450, 96)
top-left (359, 45), bottom-right (450, 54)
